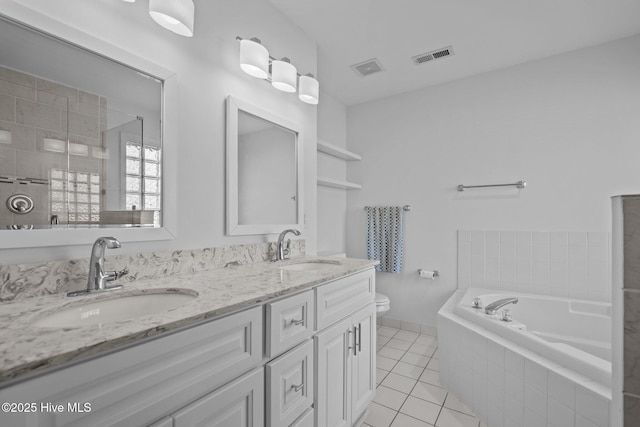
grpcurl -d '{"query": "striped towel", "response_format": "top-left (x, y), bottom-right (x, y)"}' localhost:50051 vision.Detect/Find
top-left (365, 206), bottom-right (404, 273)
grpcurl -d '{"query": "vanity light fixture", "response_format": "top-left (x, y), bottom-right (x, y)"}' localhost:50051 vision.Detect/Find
top-left (149, 0), bottom-right (195, 37)
top-left (239, 38), bottom-right (269, 79)
top-left (236, 36), bottom-right (320, 105)
top-left (121, 0), bottom-right (136, 3)
top-left (298, 74), bottom-right (319, 105)
top-left (271, 58), bottom-right (297, 93)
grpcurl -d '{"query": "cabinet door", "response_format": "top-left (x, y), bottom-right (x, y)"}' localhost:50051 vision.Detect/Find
top-left (314, 317), bottom-right (352, 427)
top-left (351, 303), bottom-right (376, 423)
top-left (172, 367), bottom-right (264, 427)
top-left (266, 340), bottom-right (314, 427)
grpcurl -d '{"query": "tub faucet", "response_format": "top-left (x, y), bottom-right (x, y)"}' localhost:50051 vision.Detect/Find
top-left (67, 237), bottom-right (128, 297)
top-left (275, 229), bottom-right (301, 261)
top-left (484, 297), bottom-right (518, 315)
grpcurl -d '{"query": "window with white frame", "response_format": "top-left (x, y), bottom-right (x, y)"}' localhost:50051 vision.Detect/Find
top-left (124, 140), bottom-right (161, 226)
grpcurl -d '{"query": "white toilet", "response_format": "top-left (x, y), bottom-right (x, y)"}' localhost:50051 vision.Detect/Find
top-left (375, 292), bottom-right (391, 317)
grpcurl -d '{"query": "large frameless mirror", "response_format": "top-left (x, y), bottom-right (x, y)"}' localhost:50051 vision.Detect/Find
top-left (226, 96), bottom-right (304, 235)
top-left (0, 6), bottom-right (177, 248)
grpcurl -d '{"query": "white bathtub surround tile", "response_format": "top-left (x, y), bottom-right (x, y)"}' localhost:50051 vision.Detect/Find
top-left (487, 361), bottom-right (505, 390)
top-left (443, 393), bottom-right (475, 416)
top-left (392, 361), bottom-right (425, 380)
top-left (435, 408), bottom-right (480, 427)
top-left (458, 230), bottom-right (611, 302)
top-left (575, 413), bottom-right (599, 427)
top-left (523, 407), bottom-right (545, 427)
top-left (379, 347), bottom-right (406, 360)
top-left (548, 371), bottom-right (576, 409)
top-left (399, 396), bottom-right (441, 425)
top-left (504, 394), bottom-right (524, 425)
top-left (575, 385), bottom-right (609, 427)
top-left (382, 372), bottom-right (418, 394)
top-left (377, 355), bottom-right (399, 371)
top-left (395, 330), bottom-right (420, 342)
top-left (524, 383), bottom-right (547, 419)
top-left (401, 352), bottom-right (431, 368)
top-left (387, 338), bottom-right (412, 351)
top-left (365, 402), bottom-right (398, 427)
top-left (419, 369), bottom-right (443, 387)
top-left (410, 381), bottom-right (448, 406)
top-left (390, 413), bottom-right (434, 427)
top-left (374, 385), bottom-right (409, 411)
top-left (487, 340), bottom-right (505, 366)
top-left (505, 349), bottom-right (525, 379)
top-left (524, 359), bottom-right (548, 393)
top-left (505, 372), bottom-right (525, 405)
top-left (548, 397), bottom-right (575, 427)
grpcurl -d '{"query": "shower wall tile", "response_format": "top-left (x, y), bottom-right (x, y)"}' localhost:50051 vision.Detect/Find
top-left (1, 121), bottom-right (36, 152)
top-left (458, 230), bottom-right (610, 302)
top-left (68, 111), bottom-right (99, 139)
top-left (0, 79), bottom-right (36, 100)
top-left (0, 147), bottom-right (16, 176)
top-left (0, 67), bottom-right (36, 88)
top-left (0, 94), bottom-right (15, 122)
top-left (15, 98), bottom-right (61, 132)
top-left (623, 290), bottom-right (640, 395)
top-left (36, 78), bottom-right (78, 112)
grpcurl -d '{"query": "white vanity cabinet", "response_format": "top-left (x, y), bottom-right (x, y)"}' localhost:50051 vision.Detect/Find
top-left (0, 267), bottom-right (375, 427)
top-left (314, 269), bottom-right (376, 427)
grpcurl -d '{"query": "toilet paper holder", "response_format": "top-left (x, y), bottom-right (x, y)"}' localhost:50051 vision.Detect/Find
top-left (418, 269), bottom-right (440, 279)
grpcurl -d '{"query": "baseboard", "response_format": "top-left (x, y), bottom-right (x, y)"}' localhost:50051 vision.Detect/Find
top-left (378, 316), bottom-right (437, 336)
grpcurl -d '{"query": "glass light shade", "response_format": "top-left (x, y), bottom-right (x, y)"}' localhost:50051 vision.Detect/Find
top-left (298, 74), bottom-right (319, 104)
top-left (240, 39), bottom-right (269, 79)
top-left (0, 129), bottom-right (11, 144)
top-left (271, 58), bottom-right (297, 93)
top-left (43, 138), bottom-right (66, 153)
top-left (69, 143), bottom-right (89, 156)
top-left (121, 0), bottom-right (136, 3)
top-left (149, 0), bottom-right (195, 37)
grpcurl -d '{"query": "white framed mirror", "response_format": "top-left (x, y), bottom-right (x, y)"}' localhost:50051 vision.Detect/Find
top-left (226, 96), bottom-right (304, 235)
top-left (0, 4), bottom-right (177, 248)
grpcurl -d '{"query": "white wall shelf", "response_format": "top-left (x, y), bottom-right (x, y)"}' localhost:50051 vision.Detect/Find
top-left (317, 139), bottom-right (362, 161)
top-left (317, 176), bottom-right (362, 190)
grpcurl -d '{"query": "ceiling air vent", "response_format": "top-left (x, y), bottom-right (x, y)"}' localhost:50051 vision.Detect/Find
top-left (351, 58), bottom-right (384, 77)
top-left (411, 46), bottom-right (454, 65)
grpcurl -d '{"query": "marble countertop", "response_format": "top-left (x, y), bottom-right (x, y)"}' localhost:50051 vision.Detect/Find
top-left (0, 257), bottom-right (377, 385)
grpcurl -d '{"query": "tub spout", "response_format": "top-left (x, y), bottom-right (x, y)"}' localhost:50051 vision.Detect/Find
top-left (485, 297), bottom-right (518, 315)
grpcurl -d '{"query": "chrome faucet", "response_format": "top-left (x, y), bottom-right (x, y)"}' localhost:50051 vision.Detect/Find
top-left (484, 297), bottom-right (518, 315)
top-left (67, 237), bottom-right (128, 297)
top-left (275, 229), bottom-right (301, 261)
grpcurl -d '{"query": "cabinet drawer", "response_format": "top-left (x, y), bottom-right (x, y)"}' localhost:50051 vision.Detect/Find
top-left (315, 269), bottom-right (375, 330)
top-left (266, 340), bottom-right (314, 427)
top-left (0, 306), bottom-right (263, 427)
top-left (266, 290), bottom-right (314, 357)
top-left (173, 367), bottom-right (264, 427)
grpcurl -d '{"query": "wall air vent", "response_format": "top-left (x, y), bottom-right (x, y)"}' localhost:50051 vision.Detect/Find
top-left (351, 58), bottom-right (384, 77)
top-left (411, 46), bottom-right (454, 65)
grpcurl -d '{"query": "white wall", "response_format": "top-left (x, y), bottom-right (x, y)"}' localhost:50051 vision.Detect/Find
top-left (346, 35), bottom-right (640, 326)
top-left (0, 0), bottom-right (318, 263)
top-left (317, 90), bottom-right (348, 255)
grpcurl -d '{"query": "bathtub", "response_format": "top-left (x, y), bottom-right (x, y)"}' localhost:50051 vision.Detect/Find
top-left (438, 288), bottom-right (612, 427)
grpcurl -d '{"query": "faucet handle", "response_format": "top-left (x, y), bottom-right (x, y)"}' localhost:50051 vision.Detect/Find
top-left (115, 267), bottom-right (128, 280)
top-left (501, 309), bottom-right (512, 322)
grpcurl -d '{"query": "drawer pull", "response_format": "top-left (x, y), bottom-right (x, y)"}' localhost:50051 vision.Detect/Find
top-left (290, 318), bottom-right (305, 326)
top-left (358, 323), bottom-right (362, 353)
top-left (353, 326), bottom-right (358, 356)
top-left (290, 383), bottom-right (304, 393)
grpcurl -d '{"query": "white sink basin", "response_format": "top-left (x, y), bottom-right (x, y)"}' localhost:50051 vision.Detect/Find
top-left (34, 290), bottom-right (197, 328)
top-left (279, 261), bottom-right (342, 271)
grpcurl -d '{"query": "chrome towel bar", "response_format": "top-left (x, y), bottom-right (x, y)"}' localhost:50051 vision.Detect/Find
top-left (457, 180), bottom-right (526, 192)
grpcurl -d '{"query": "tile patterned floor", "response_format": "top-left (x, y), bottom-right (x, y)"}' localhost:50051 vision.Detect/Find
top-left (364, 325), bottom-right (488, 427)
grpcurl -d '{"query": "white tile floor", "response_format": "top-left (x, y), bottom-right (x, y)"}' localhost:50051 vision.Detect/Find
top-left (364, 325), bottom-right (488, 427)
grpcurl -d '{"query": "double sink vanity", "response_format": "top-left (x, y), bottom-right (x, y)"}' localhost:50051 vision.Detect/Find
top-left (0, 250), bottom-right (378, 427)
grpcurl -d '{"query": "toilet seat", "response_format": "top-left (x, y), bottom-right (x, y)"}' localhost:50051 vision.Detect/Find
top-left (375, 292), bottom-right (390, 313)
